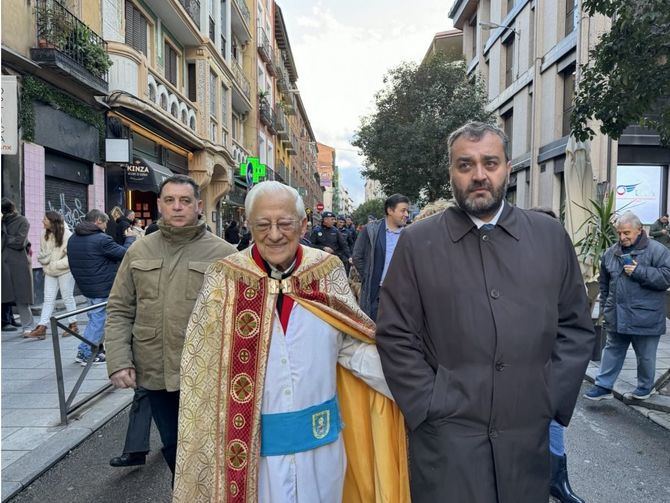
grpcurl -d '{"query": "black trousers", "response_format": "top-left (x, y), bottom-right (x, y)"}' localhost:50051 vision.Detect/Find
top-left (146, 389), bottom-right (180, 475)
top-left (123, 387), bottom-right (152, 455)
top-left (1, 303), bottom-right (14, 325)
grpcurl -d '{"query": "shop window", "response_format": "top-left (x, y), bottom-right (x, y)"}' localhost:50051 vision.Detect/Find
top-left (125, 1), bottom-right (148, 56)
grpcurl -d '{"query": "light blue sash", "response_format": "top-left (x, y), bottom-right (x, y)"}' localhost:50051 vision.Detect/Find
top-left (260, 395), bottom-right (341, 456)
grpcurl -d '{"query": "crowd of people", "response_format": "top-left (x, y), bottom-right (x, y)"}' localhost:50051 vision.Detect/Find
top-left (1, 121), bottom-right (669, 503)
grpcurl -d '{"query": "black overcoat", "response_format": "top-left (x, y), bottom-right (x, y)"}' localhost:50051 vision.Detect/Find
top-left (376, 205), bottom-right (594, 503)
top-left (1, 213), bottom-right (34, 305)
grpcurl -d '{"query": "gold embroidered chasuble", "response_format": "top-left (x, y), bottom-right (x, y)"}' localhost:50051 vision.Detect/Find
top-left (173, 245), bottom-right (410, 502)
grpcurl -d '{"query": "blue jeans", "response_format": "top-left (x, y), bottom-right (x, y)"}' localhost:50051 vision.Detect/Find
top-left (595, 332), bottom-right (661, 393)
top-left (77, 297), bottom-right (108, 359)
top-left (549, 420), bottom-right (565, 456)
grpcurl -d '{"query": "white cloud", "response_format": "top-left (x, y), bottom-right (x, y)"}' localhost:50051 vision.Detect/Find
top-left (283, 1), bottom-right (454, 206)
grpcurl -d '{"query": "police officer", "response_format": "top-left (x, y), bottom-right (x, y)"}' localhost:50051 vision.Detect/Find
top-left (337, 215), bottom-right (356, 253)
top-left (311, 211), bottom-right (351, 268)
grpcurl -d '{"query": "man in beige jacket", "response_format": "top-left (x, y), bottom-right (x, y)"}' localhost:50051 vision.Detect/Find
top-left (105, 174), bottom-right (236, 476)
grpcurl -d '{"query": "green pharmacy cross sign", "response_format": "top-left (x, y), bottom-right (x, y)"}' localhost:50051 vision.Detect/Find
top-left (239, 157), bottom-right (267, 187)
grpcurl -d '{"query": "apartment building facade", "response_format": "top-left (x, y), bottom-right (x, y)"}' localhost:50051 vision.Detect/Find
top-left (317, 142), bottom-right (336, 212)
top-left (449, 0), bottom-right (670, 222)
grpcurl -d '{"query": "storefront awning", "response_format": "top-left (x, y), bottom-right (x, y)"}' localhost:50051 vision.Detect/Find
top-left (125, 158), bottom-right (173, 193)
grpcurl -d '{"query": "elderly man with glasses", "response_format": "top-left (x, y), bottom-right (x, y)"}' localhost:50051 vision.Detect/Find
top-left (173, 181), bottom-right (409, 503)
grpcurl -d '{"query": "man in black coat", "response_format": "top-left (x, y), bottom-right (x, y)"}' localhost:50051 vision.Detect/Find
top-left (375, 122), bottom-right (594, 503)
top-left (68, 209), bottom-right (135, 365)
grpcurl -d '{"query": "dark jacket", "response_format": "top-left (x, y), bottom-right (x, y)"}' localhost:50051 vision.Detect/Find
top-left (599, 231), bottom-right (670, 336)
top-left (649, 219), bottom-right (670, 247)
top-left (310, 225), bottom-right (350, 263)
top-left (115, 217), bottom-right (133, 245)
top-left (224, 222), bottom-right (240, 244)
top-left (352, 219), bottom-right (385, 317)
top-left (376, 205), bottom-right (594, 503)
top-left (68, 221), bottom-right (135, 298)
top-left (1, 212), bottom-right (34, 304)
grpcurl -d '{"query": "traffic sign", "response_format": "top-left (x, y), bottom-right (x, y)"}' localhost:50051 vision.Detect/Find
top-left (316, 202), bottom-right (324, 212)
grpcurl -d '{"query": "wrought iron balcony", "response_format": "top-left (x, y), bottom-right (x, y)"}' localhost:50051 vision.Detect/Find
top-left (179, 0), bottom-right (201, 26)
top-left (276, 161), bottom-right (289, 183)
top-left (275, 105), bottom-right (289, 140)
top-left (231, 59), bottom-right (251, 101)
top-left (284, 131), bottom-right (297, 155)
top-left (257, 27), bottom-right (274, 67)
top-left (31, 0), bottom-right (109, 94)
top-left (259, 97), bottom-right (277, 134)
top-left (233, 0), bottom-right (251, 30)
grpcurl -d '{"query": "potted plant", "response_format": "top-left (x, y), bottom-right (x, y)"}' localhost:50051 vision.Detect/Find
top-left (574, 190), bottom-right (619, 360)
top-left (35, 3), bottom-right (71, 48)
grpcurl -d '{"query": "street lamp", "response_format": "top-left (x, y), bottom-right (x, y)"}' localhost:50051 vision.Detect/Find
top-left (479, 21), bottom-right (521, 81)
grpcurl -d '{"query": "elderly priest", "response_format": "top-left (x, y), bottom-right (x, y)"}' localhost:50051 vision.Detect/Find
top-left (173, 181), bottom-right (409, 503)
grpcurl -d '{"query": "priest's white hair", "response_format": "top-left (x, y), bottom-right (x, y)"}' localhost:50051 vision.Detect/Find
top-left (245, 181), bottom-right (307, 219)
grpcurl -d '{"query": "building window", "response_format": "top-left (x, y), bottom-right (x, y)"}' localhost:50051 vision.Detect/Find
top-left (232, 112), bottom-right (239, 140)
top-left (165, 42), bottom-right (178, 86)
top-left (210, 120), bottom-right (217, 143)
top-left (502, 109), bottom-right (513, 158)
top-left (503, 36), bottom-right (515, 88)
top-left (565, 0), bottom-right (575, 37)
top-left (221, 84), bottom-right (228, 125)
top-left (259, 133), bottom-right (266, 164)
top-left (170, 102), bottom-right (178, 118)
top-left (507, 0), bottom-right (515, 15)
top-left (125, 1), bottom-right (148, 56)
top-left (187, 63), bottom-right (196, 102)
top-left (181, 109), bottom-right (188, 124)
top-left (562, 68), bottom-right (576, 137)
top-left (210, 70), bottom-right (217, 117)
top-left (469, 15), bottom-right (477, 59)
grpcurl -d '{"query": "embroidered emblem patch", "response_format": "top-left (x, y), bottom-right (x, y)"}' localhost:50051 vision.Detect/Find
top-left (238, 349), bottom-right (250, 364)
top-left (231, 374), bottom-right (254, 403)
top-left (312, 410), bottom-right (330, 439)
top-left (226, 439), bottom-right (248, 470)
top-left (236, 310), bottom-right (260, 339)
top-left (243, 286), bottom-right (257, 300)
top-left (230, 481), bottom-right (239, 496)
top-left (233, 413), bottom-right (245, 429)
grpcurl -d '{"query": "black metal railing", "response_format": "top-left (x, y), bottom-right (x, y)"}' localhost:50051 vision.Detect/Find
top-left (50, 302), bottom-right (112, 425)
top-left (34, 0), bottom-right (110, 81)
top-left (257, 27), bottom-right (273, 65)
top-left (259, 96), bottom-right (276, 132)
top-left (233, 0), bottom-right (251, 28)
top-left (180, 0), bottom-right (201, 26)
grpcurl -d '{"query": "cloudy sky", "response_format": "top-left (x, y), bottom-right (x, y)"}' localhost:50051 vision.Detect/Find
top-left (278, 0), bottom-right (455, 206)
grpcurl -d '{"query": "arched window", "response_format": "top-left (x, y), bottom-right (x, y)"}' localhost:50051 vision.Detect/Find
top-left (171, 102), bottom-right (178, 118)
top-left (161, 94), bottom-right (168, 110)
top-left (189, 116), bottom-right (196, 130)
top-left (181, 110), bottom-right (188, 124)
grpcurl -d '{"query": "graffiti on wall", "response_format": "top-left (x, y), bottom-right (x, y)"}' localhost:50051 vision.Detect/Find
top-left (47, 193), bottom-right (87, 230)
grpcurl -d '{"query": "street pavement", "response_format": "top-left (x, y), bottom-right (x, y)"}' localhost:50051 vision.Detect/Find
top-left (5, 383), bottom-right (670, 503)
top-left (1, 300), bottom-right (133, 501)
top-left (1, 301), bottom-right (669, 501)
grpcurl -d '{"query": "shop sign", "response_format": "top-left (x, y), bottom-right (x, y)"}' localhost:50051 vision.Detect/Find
top-left (239, 157), bottom-right (267, 188)
top-left (1, 76), bottom-right (18, 155)
top-left (615, 165), bottom-right (662, 224)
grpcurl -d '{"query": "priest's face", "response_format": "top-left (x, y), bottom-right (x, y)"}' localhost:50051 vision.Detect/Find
top-left (250, 192), bottom-right (308, 271)
top-left (450, 132), bottom-right (511, 221)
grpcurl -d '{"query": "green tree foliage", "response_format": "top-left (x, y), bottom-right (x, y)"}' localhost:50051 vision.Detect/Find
top-left (571, 0), bottom-right (670, 144)
top-left (353, 52), bottom-right (493, 202)
top-left (352, 199), bottom-right (385, 226)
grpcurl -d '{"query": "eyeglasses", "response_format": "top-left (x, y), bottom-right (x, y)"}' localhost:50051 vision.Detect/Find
top-left (251, 219), bottom-right (299, 233)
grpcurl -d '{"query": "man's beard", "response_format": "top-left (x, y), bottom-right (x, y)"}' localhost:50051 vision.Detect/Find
top-left (453, 177), bottom-right (508, 219)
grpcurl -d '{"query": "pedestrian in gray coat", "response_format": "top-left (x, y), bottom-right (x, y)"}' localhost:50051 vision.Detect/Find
top-left (376, 122), bottom-right (594, 503)
top-left (1, 198), bottom-right (35, 332)
top-left (585, 211), bottom-right (670, 401)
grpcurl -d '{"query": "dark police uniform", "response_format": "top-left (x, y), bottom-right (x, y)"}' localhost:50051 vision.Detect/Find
top-left (310, 224), bottom-right (351, 265)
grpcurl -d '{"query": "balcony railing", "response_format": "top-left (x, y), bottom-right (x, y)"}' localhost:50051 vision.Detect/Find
top-left (179, 0), bottom-right (201, 26)
top-left (259, 97), bottom-right (277, 134)
top-left (275, 105), bottom-right (289, 140)
top-left (233, 0), bottom-right (251, 29)
top-left (32, 0), bottom-right (109, 92)
top-left (231, 59), bottom-right (251, 101)
top-left (284, 131), bottom-right (297, 155)
top-left (257, 27), bottom-right (274, 68)
top-left (277, 161), bottom-right (289, 183)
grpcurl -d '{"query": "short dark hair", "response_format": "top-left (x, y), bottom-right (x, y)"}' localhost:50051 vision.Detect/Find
top-left (85, 209), bottom-right (109, 223)
top-left (1, 198), bottom-right (16, 215)
top-left (447, 121), bottom-right (510, 166)
top-left (384, 194), bottom-right (410, 215)
top-left (158, 174), bottom-right (201, 199)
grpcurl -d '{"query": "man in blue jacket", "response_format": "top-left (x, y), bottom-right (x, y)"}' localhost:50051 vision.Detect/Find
top-left (585, 211), bottom-right (670, 401)
top-left (68, 209), bottom-right (135, 365)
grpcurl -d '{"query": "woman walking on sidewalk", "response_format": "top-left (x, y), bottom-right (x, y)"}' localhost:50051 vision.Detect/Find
top-left (25, 212), bottom-right (78, 340)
